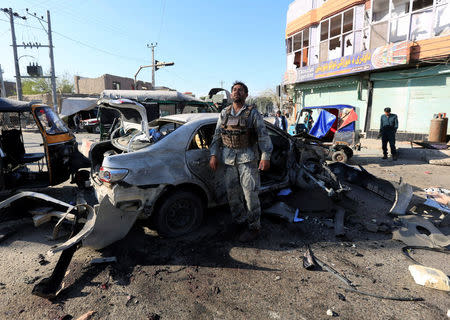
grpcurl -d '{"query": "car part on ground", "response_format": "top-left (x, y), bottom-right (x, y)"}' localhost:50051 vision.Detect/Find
top-left (392, 215), bottom-right (450, 248)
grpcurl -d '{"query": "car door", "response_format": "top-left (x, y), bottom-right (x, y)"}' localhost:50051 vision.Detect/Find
top-left (185, 122), bottom-right (227, 204)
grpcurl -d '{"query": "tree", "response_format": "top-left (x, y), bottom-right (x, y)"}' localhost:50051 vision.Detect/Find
top-left (21, 72), bottom-right (74, 95)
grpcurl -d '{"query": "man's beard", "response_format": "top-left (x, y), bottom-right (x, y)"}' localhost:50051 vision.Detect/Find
top-left (233, 97), bottom-right (245, 104)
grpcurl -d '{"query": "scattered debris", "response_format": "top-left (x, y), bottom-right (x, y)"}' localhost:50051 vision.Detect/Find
top-left (337, 293), bottom-right (346, 301)
top-left (392, 215), bottom-right (450, 248)
top-left (263, 202), bottom-right (297, 222)
top-left (429, 158), bottom-right (450, 166)
top-left (148, 313), bottom-right (161, 320)
top-left (390, 179), bottom-right (413, 215)
top-left (90, 257), bottom-right (117, 265)
top-left (274, 276), bottom-right (281, 281)
top-left (424, 187), bottom-right (450, 214)
top-left (74, 311), bottom-right (95, 320)
top-left (364, 222), bottom-right (379, 233)
top-left (326, 309), bottom-right (338, 317)
top-left (302, 245), bottom-right (320, 270)
top-left (293, 209), bottom-right (304, 223)
top-left (38, 254), bottom-right (49, 266)
top-left (277, 188), bottom-right (292, 196)
top-left (408, 265), bottom-right (450, 291)
top-left (304, 246), bottom-right (424, 301)
top-left (334, 207), bottom-right (345, 236)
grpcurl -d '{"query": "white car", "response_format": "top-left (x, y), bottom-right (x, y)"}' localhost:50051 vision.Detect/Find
top-left (88, 98), bottom-right (343, 243)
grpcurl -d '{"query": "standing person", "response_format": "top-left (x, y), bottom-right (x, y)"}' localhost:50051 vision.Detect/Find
top-left (274, 110), bottom-right (288, 132)
top-left (304, 110), bottom-right (314, 131)
top-left (73, 113), bottom-right (80, 133)
top-left (210, 81), bottom-right (273, 242)
top-left (379, 107), bottom-right (398, 160)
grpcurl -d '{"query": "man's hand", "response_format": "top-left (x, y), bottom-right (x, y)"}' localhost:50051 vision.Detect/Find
top-left (209, 155), bottom-right (218, 171)
top-left (259, 160), bottom-right (270, 171)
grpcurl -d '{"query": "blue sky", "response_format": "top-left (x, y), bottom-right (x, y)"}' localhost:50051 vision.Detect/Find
top-left (0, 0), bottom-right (292, 97)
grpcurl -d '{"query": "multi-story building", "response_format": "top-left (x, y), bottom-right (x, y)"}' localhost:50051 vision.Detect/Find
top-left (284, 0), bottom-right (450, 139)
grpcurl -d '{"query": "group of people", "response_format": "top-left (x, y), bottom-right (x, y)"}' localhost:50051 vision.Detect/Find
top-left (211, 82), bottom-right (399, 242)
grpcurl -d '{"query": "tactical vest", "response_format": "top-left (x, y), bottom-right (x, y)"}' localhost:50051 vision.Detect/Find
top-left (220, 105), bottom-right (256, 149)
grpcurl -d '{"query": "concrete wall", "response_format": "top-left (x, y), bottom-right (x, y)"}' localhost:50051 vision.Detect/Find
top-left (74, 74), bottom-right (153, 94)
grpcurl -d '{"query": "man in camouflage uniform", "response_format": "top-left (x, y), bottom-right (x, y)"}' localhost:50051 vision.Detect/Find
top-left (209, 81), bottom-right (273, 242)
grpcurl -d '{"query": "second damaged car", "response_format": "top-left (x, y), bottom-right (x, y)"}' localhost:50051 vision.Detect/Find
top-left (80, 98), bottom-right (346, 247)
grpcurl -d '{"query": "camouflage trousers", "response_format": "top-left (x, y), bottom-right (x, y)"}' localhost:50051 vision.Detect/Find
top-left (224, 161), bottom-right (261, 230)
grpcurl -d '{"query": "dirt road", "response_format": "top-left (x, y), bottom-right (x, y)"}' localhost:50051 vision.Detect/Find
top-left (0, 135), bottom-right (449, 319)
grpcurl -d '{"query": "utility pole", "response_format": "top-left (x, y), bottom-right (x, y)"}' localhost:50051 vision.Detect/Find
top-left (0, 65), bottom-right (6, 98)
top-left (3, 8), bottom-right (26, 100)
top-left (135, 43), bottom-right (174, 89)
top-left (24, 9), bottom-right (58, 110)
top-left (147, 43), bottom-right (157, 88)
top-left (47, 11), bottom-right (57, 110)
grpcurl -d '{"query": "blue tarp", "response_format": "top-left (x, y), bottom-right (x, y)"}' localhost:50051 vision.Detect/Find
top-left (303, 104), bottom-right (353, 110)
top-left (309, 110), bottom-right (336, 138)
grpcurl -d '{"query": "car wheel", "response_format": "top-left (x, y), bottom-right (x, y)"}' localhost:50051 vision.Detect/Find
top-left (154, 190), bottom-right (204, 237)
top-left (331, 150), bottom-right (348, 163)
top-left (94, 125), bottom-right (100, 133)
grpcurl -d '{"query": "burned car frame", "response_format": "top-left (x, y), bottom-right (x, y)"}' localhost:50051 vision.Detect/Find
top-left (78, 98), bottom-right (346, 245)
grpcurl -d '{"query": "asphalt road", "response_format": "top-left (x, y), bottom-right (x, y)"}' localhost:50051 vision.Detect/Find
top-left (0, 132), bottom-right (449, 319)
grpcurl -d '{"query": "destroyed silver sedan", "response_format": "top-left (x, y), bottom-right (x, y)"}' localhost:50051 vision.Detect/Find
top-left (84, 98), bottom-right (344, 246)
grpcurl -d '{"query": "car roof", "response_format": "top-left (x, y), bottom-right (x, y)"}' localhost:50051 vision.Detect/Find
top-left (161, 113), bottom-right (219, 123)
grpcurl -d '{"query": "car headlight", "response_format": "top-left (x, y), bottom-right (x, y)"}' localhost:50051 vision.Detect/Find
top-left (99, 167), bottom-right (129, 183)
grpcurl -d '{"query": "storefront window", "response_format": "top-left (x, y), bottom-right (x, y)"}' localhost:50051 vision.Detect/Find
top-left (343, 10), bottom-right (354, 33)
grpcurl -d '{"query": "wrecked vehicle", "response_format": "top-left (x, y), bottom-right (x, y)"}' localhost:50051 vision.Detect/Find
top-left (0, 98), bottom-right (90, 191)
top-left (290, 105), bottom-right (363, 163)
top-left (86, 98), bottom-right (346, 241)
top-left (98, 89), bottom-right (223, 140)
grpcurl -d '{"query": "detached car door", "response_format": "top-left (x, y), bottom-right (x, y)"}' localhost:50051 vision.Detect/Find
top-left (185, 122), bottom-right (227, 204)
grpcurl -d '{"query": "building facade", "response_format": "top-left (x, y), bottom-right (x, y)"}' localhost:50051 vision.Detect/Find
top-left (74, 74), bottom-right (153, 94)
top-left (284, 0), bottom-right (450, 139)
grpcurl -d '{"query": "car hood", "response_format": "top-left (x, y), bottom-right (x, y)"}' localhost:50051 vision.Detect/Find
top-left (98, 98), bottom-right (150, 140)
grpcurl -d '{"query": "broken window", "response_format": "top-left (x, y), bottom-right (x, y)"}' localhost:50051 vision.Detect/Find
top-left (391, 0), bottom-right (410, 17)
top-left (343, 10), bottom-right (354, 33)
top-left (434, 4), bottom-right (450, 36)
top-left (293, 32), bottom-right (302, 51)
top-left (321, 20), bottom-right (329, 41)
top-left (370, 21), bottom-right (389, 49)
top-left (286, 37), bottom-right (292, 53)
top-left (412, 0), bottom-right (434, 11)
top-left (189, 124), bottom-right (216, 150)
top-left (362, 28), bottom-right (370, 51)
top-left (390, 15), bottom-right (409, 42)
top-left (159, 104), bottom-right (176, 117)
top-left (372, 0), bottom-right (390, 22)
top-left (112, 81), bottom-right (121, 90)
top-left (411, 9), bottom-right (433, 40)
top-left (343, 33), bottom-right (354, 56)
top-left (329, 37), bottom-right (342, 59)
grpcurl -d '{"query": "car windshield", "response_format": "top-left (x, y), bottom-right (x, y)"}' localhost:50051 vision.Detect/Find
top-left (35, 106), bottom-right (69, 135)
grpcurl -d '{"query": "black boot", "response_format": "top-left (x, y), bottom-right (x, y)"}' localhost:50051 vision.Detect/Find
top-left (392, 154), bottom-right (398, 161)
top-left (382, 154), bottom-right (387, 159)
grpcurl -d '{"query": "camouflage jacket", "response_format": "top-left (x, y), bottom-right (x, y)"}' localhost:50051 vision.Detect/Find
top-left (210, 104), bottom-right (273, 166)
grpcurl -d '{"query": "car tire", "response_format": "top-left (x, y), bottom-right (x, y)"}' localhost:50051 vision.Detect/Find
top-left (154, 190), bottom-right (204, 238)
top-left (331, 150), bottom-right (348, 163)
top-left (94, 125), bottom-right (100, 134)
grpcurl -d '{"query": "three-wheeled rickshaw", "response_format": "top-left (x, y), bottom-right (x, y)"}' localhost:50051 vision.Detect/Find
top-left (0, 98), bottom-right (90, 191)
top-left (290, 104), bottom-right (362, 163)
